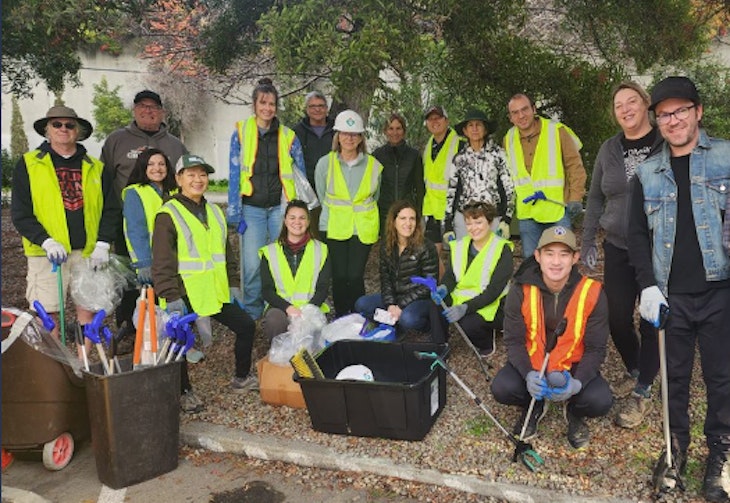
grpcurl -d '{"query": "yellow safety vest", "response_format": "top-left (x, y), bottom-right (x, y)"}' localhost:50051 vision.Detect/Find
top-left (422, 129), bottom-right (460, 220)
top-left (450, 233), bottom-right (512, 321)
top-left (504, 117), bottom-right (581, 223)
top-left (157, 199), bottom-right (229, 317)
top-left (323, 153), bottom-right (382, 244)
top-left (22, 150), bottom-right (103, 257)
top-left (236, 116), bottom-right (297, 201)
top-left (121, 184), bottom-right (163, 263)
top-left (259, 240), bottom-right (330, 313)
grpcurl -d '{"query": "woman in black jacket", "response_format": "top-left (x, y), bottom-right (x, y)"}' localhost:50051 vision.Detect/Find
top-left (354, 200), bottom-right (438, 333)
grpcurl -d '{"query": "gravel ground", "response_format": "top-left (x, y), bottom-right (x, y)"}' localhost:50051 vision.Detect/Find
top-left (1, 207), bottom-right (712, 502)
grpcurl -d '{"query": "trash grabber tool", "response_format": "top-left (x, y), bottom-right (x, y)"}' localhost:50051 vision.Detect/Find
top-left (52, 263), bottom-right (66, 345)
top-left (522, 190), bottom-right (566, 208)
top-left (146, 286), bottom-right (158, 363)
top-left (84, 310), bottom-right (111, 375)
top-left (133, 286), bottom-right (147, 367)
top-left (652, 305), bottom-right (684, 495)
top-left (411, 276), bottom-right (492, 381)
top-left (102, 326), bottom-right (114, 374)
top-left (175, 321), bottom-right (197, 362)
top-left (415, 351), bottom-right (543, 472)
top-left (519, 318), bottom-right (568, 442)
top-left (32, 300), bottom-right (56, 332)
top-left (75, 321), bottom-right (89, 372)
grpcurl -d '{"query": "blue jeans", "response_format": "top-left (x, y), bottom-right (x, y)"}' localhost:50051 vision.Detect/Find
top-left (354, 293), bottom-right (431, 332)
top-left (241, 204), bottom-right (283, 320)
top-left (518, 214), bottom-right (572, 258)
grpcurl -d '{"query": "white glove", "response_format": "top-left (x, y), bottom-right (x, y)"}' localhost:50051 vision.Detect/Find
top-left (496, 221), bottom-right (511, 239)
top-left (41, 238), bottom-right (68, 265)
top-left (90, 241), bottom-right (110, 270)
top-left (639, 286), bottom-right (668, 327)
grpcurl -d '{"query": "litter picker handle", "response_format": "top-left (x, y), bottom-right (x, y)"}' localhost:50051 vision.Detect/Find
top-left (147, 286), bottom-right (157, 354)
top-left (133, 287), bottom-right (147, 366)
top-left (32, 301), bottom-right (56, 332)
top-left (545, 318), bottom-right (568, 354)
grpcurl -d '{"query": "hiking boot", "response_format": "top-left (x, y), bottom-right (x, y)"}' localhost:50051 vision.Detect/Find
top-left (703, 451), bottom-right (730, 502)
top-left (231, 374), bottom-right (259, 393)
top-left (564, 404), bottom-right (590, 449)
top-left (610, 369), bottom-right (639, 398)
top-left (652, 434), bottom-right (687, 493)
top-left (615, 390), bottom-right (653, 429)
top-left (180, 390), bottom-right (204, 413)
top-left (513, 400), bottom-right (547, 440)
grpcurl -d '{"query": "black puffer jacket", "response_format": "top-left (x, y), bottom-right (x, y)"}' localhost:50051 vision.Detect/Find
top-left (380, 239), bottom-right (439, 308)
top-left (373, 141), bottom-right (424, 219)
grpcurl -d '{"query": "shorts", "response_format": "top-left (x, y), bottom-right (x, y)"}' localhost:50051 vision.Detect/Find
top-left (424, 216), bottom-right (444, 244)
top-left (25, 251), bottom-right (85, 313)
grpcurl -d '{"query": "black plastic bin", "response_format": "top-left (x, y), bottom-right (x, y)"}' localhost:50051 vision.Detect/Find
top-left (83, 356), bottom-right (181, 489)
top-left (296, 340), bottom-right (448, 441)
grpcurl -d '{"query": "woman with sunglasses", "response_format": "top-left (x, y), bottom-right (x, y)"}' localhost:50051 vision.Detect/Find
top-left (121, 148), bottom-right (177, 286)
top-left (259, 199), bottom-right (331, 341)
top-left (354, 200), bottom-right (438, 334)
top-left (431, 201), bottom-right (513, 356)
top-left (227, 78), bottom-right (306, 321)
top-left (314, 110), bottom-right (383, 316)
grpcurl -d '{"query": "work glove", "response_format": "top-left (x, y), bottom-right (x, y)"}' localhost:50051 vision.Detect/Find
top-left (442, 231), bottom-right (456, 247)
top-left (166, 298), bottom-right (187, 316)
top-left (639, 286), bottom-right (668, 327)
top-left (195, 316), bottom-right (213, 348)
top-left (230, 287), bottom-right (244, 309)
top-left (136, 266), bottom-right (153, 286)
top-left (581, 243), bottom-right (598, 272)
top-left (567, 201), bottom-right (583, 220)
top-left (546, 371), bottom-right (582, 402)
top-left (41, 238), bottom-right (68, 265)
top-left (431, 284), bottom-right (448, 305)
top-left (525, 370), bottom-right (548, 401)
top-left (496, 221), bottom-right (511, 239)
top-left (90, 241), bottom-right (110, 270)
top-left (443, 303), bottom-right (467, 323)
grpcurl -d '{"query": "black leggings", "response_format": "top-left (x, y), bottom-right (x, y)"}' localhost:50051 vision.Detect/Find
top-left (429, 302), bottom-right (502, 349)
top-left (326, 235), bottom-right (372, 316)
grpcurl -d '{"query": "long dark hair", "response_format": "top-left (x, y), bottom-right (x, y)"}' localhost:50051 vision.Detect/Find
top-left (385, 200), bottom-right (424, 255)
top-left (126, 147), bottom-right (176, 193)
top-left (278, 199), bottom-right (311, 245)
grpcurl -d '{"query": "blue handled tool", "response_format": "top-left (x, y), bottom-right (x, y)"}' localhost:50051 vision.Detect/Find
top-left (84, 310), bottom-right (111, 375)
top-left (522, 190), bottom-right (566, 207)
top-left (32, 301), bottom-right (56, 332)
top-left (51, 263), bottom-right (66, 345)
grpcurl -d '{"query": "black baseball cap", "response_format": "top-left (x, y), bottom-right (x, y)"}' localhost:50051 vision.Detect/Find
top-left (649, 76), bottom-right (700, 111)
top-left (134, 90), bottom-right (163, 107)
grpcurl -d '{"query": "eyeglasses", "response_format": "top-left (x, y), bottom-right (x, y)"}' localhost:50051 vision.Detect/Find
top-left (135, 103), bottom-right (162, 111)
top-left (51, 121), bottom-right (76, 130)
top-left (655, 105), bottom-right (696, 125)
top-left (307, 104), bottom-right (327, 109)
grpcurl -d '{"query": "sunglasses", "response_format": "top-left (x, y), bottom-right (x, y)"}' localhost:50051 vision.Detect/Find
top-left (50, 121), bottom-right (76, 130)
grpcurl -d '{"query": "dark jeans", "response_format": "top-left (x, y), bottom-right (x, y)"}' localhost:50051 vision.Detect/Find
top-left (325, 235), bottom-right (372, 316)
top-left (113, 224), bottom-right (138, 329)
top-left (181, 300), bottom-right (256, 392)
top-left (603, 241), bottom-right (658, 387)
top-left (491, 362), bottom-right (613, 418)
top-left (354, 293), bottom-right (431, 332)
top-left (429, 302), bottom-right (502, 349)
top-left (664, 287), bottom-right (730, 451)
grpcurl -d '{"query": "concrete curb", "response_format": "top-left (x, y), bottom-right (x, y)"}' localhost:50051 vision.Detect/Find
top-left (180, 421), bottom-right (634, 503)
top-left (0, 486), bottom-right (53, 503)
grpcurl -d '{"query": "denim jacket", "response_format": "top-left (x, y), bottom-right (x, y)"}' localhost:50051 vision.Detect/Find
top-left (635, 129), bottom-right (730, 295)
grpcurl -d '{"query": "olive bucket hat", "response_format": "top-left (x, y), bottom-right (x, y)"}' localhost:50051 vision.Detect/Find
top-left (33, 106), bottom-right (93, 141)
top-left (455, 109), bottom-right (497, 137)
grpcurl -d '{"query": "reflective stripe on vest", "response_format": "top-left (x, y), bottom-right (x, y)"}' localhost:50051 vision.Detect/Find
top-left (121, 184), bottom-right (163, 263)
top-left (259, 240), bottom-right (329, 312)
top-left (450, 234), bottom-right (511, 321)
top-left (422, 129), bottom-right (460, 219)
top-left (158, 199), bottom-right (229, 316)
top-left (504, 117), bottom-right (580, 223)
top-left (237, 116), bottom-right (297, 200)
top-left (22, 150), bottom-right (103, 257)
top-left (522, 276), bottom-right (602, 372)
top-left (324, 153), bottom-right (381, 244)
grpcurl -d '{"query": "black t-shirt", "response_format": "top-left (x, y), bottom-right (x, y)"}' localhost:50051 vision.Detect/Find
top-left (621, 129), bottom-right (657, 181)
top-left (48, 149), bottom-right (87, 250)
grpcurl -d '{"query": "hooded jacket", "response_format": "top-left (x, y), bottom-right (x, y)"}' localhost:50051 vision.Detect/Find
top-left (502, 257), bottom-right (609, 384)
top-left (293, 116), bottom-right (335, 188)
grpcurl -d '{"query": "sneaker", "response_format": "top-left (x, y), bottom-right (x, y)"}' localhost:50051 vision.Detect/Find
top-left (564, 404), bottom-right (590, 449)
top-left (703, 451), bottom-right (729, 503)
top-left (180, 390), bottom-right (204, 413)
top-left (186, 349), bottom-right (205, 364)
top-left (231, 374), bottom-right (259, 392)
top-left (610, 369), bottom-right (639, 398)
top-left (615, 391), bottom-right (653, 429)
top-left (478, 331), bottom-right (496, 359)
top-left (513, 400), bottom-right (547, 440)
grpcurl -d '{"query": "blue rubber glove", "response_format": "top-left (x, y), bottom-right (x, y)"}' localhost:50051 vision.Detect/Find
top-left (567, 201), bottom-right (583, 220)
top-left (431, 284), bottom-right (448, 305)
top-left (526, 370), bottom-right (548, 400)
top-left (136, 266), bottom-right (153, 285)
top-left (166, 298), bottom-right (187, 316)
top-left (237, 219), bottom-right (248, 235)
top-left (443, 303), bottom-right (467, 323)
top-left (229, 287), bottom-right (244, 309)
top-left (546, 372), bottom-right (582, 402)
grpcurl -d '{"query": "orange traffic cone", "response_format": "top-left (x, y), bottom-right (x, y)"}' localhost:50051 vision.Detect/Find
top-left (2, 448), bottom-right (14, 471)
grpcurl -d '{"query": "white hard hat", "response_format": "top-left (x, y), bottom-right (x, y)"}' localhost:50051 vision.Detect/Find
top-left (334, 109), bottom-right (365, 133)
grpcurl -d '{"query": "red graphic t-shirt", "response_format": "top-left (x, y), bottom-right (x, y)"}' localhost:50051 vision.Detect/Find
top-left (55, 166), bottom-right (84, 211)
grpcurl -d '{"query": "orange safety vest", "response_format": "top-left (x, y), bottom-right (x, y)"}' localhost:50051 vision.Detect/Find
top-left (522, 277), bottom-right (602, 372)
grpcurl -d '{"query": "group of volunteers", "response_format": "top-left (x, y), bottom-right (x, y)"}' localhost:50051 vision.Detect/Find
top-left (10, 74), bottom-right (729, 502)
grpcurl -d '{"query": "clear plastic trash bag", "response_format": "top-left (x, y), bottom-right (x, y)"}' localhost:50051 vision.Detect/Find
top-left (70, 254), bottom-right (136, 313)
